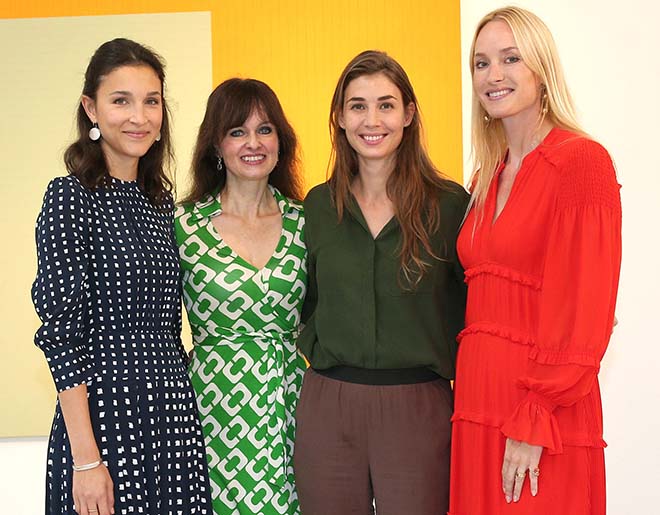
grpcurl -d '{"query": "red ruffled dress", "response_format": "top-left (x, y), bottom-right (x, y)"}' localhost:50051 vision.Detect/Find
top-left (449, 128), bottom-right (621, 515)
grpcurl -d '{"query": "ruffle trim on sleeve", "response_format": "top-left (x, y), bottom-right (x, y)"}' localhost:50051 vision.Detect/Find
top-left (528, 346), bottom-right (600, 368)
top-left (500, 391), bottom-right (563, 454)
top-left (457, 321), bottom-right (535, 347)
top-left (464, 262), bottom-right (542, 290)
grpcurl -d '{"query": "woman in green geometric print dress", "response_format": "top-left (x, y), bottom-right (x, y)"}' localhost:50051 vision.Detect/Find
top-left (174, 78), bottom-right (307, 515)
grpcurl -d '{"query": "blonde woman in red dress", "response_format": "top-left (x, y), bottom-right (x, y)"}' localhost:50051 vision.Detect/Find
top-left (450, 6), bottom-right (621, 515)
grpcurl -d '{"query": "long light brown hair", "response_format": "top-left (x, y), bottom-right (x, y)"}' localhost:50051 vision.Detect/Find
top-left (329, 50), bottom-right (455, 286)
top-left (469, 6), bottom-right (585, 210)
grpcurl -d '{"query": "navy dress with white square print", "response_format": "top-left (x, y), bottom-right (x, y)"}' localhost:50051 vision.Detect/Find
top-left (32, 175), bottom-right (212, 514)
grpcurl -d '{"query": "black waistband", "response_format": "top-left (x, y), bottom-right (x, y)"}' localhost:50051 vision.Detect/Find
top-left (313, 366), bottom-right (443, 385)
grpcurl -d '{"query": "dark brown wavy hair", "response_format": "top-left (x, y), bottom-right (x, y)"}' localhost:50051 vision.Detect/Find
top-left (329, 50), bottom-right (454, 285)
top-left (63, 38), bottom-right (174, 206)
top-left (181, 78), bottom-right (303, 204)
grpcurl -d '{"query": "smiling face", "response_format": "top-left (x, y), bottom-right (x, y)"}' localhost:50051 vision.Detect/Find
top-left (218, 109), bottom-right (279, 185)
top-left (82, 64), bottom-right (163, 175)
top-left (473, 20), bottom-right (542, 125)
top-left (339, 72), bottom-right (415, 171)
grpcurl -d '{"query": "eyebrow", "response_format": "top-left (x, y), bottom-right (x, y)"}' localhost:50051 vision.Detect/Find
top-left (346, 95), bottom-right (398, 102)
top-left (230, 120), bottom-right (273, 130)
top-left (108, 90), bottom-right (162, 96)
top-left (474, 46), bottom-right (519, 58)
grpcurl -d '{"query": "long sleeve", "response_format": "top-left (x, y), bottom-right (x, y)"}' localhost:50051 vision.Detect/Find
top-left (297, 196), bottom-right (317, 361)
top-left (31, 177), bottom-right (93, 392)
top-left (501, 139), bottom-right (622, 453)
top-left (300, 237), bottom-right (316, 325)
top-left (168, 199), bottom-right (189, 367)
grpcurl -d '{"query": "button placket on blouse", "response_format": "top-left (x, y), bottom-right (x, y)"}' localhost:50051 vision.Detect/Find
top-left (365, 239), bottom-right (377, 366)
top-left (347, 201), bottom-right (382, 367)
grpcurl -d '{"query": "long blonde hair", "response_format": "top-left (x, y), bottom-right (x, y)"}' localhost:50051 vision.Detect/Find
top-left (469, 6), bottom-right (585, 209)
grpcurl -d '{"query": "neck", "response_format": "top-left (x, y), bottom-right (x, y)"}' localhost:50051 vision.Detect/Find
top-left (501, 110), bottom-right (554, 169)
top-left (220, 176), bottom-right (274, 218)
top-left (103, 144), bottom-right (139, 181)
top-left (107, 162), bottom-right (138, 182)
top-left (353, 157), bottom-right (394, 201)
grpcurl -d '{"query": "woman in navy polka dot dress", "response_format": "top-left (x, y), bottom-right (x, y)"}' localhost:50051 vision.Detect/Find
top-left (31, 39), bottom-right (212, 515)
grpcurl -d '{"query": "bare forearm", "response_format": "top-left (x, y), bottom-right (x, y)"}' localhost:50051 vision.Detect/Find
top-left (58, 384), bottom-right (100, 465)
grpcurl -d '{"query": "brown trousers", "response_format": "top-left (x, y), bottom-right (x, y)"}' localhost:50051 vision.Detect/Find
top-left (293, 369), bottom-right (453, 515)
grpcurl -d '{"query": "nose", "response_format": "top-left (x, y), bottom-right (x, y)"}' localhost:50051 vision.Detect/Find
top-left (365, 107), bottom-right (380, 128)
top-left (487, 61), bottom-right (505, 82)
top-left (246, 131), bottom-right (261, 149)
top-left (129, 104), bottom-right (147, 125)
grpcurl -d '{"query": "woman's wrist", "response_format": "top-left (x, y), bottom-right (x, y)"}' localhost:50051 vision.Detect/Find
top-left (71, 445), bottom-right (101, 468)
top-left (72, 459), bottom-right (103, 472)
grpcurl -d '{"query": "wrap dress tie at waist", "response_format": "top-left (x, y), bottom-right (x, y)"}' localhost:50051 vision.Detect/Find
top-left (193, 327), bottom-right (298, 490)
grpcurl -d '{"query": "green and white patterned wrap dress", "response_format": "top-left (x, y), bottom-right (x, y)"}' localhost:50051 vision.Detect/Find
top-left (174, 186), bottom-right (307, 515)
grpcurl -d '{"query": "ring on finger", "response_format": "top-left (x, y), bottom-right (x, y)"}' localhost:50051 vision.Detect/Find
top-left (88, 509), bottom-right (98, 514)
top-left (531, 467), bottom-right (540, 477)
top-left (515, 471), bottom-right (526, 479)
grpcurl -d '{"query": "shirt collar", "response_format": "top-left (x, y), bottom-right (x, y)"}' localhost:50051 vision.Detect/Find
top-left (190, 184), bottom-right (299, 223)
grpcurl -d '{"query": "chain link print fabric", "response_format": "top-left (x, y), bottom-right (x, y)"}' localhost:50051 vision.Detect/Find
top-left (175, 186), bottom-right (307, 515)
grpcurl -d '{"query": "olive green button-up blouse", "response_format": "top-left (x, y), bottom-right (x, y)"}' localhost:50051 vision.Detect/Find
top-left (298, 181), bottom-right (469, 380)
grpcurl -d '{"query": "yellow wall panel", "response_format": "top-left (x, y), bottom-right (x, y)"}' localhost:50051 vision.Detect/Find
top-left (0, 1), bottom-right (462, 436)
top-left (212, 0), bottom-right (463, 186)
top-left (1, 0), bottom-right (463, 187)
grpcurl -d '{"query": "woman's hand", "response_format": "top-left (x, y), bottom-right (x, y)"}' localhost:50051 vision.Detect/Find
top-left (73, 464), bottom-right (114, 515)
top-left (58, 385), bottom-right (114, 514)
top-left (501, 438), bottom-right (543, 503)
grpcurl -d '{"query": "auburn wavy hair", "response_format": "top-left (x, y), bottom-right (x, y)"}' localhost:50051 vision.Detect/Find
top-left (181, 78), bottom-right (303, 204)
top-left (63, 38), bottom-right (174, 206)
top-left (329, 50), bottom-right (454, 286)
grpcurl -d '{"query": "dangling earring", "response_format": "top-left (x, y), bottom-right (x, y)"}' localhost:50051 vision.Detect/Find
top-left (89, 123), bottom-right (101, 141)
top-left (155, 132), bottom-right (161, 142)
top-left (217, 156), bottom-right (223, 172)
top-left (541, 86), bottom-right (549, 117)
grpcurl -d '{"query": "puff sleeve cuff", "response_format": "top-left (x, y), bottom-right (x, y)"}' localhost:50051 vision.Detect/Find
top-left (31, 177), bottom-right (93, 392)
top-left (501, 390), bottom-right (563, 453)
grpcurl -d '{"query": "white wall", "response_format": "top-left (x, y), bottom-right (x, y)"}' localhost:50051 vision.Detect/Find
top-left (460, 0), bottom-right (660, 512)
top-left (0, 438), bottom-right (47, 512)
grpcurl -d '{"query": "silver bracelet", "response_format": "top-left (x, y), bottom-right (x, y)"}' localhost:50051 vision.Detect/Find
top-left (72, 460), bottom-right (101, 472)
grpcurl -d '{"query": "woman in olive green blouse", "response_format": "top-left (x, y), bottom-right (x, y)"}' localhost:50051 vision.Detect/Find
top-left (294, 51), bottom-right (469, 515)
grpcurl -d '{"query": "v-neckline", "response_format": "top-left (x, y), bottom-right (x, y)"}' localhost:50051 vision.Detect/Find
top-left (210, 216), bottom-right (285, 274)
top-left (207, 187), bottom-right (287, 274)
top-left (347, 193), bottom-right (397, 240)
top-left (490, 127), bottom-right (556, 228)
